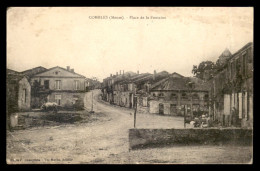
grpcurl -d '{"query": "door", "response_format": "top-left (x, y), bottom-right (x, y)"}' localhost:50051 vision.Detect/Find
top-left (159, 103), bottom-right (164, 114)
top-left (170, 104), bottom-right (177, 115)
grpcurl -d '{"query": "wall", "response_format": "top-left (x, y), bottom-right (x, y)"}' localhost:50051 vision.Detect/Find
top-left (31, 77), bottom-right (85, 91)
top-left (149, 91), bottom-right (209, 116)
top-left (18, 77), bottom-right (31, 111)
top-left (48, 92), bottom-right (85, 108)
top-left (129, 128), bottom-right (253, 149)
top-left (113, 91), bottom-right (132, 107)
top-left (210, 43), bottom-right (253, 128)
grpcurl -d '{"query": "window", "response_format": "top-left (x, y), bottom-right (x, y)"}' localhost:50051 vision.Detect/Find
top-left (204, 94), bottom-right (209, 100)
top-left (230, 62), bottom-right (233, 77)
top-left (55, 80), bottom-right (61, 90)
top-left (44, 80), bottom-right (49, 89)
top-left (170, 93), bottom-right (178, 100)
top-left (159, 93), bottom-right (164, 97)
top-left (247, 92), bottom-right (250, 120)
top-left (153, 93), bottom-right (156, 97)
top-left (55, 94), bottom-right (61, 105)
top-left (248, 48), bottom-right (253, 63)
top-left (23, 89), bottom-right (27, 103)
top-left (75, 80), bottom-right (80, 90)
top-left (242, 53), bottom-right (247, 76)
top-left (242, 92), bottom-right (245, 118)
top-left (181, 93), bottom-right (188, 100)
top-left (192, 94), bottom-right (199, 100)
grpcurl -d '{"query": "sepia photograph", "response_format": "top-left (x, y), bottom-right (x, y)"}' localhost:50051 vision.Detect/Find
top-left (6, 7), bottom-right (253, 164)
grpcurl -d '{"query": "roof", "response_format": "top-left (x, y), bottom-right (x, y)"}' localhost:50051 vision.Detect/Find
top-left (151, 76), bottom-right (210, 92)
top-left (170, 72), bottom-right (184, 78)
top-left (22, 66), bottom-right (47, 77)
top-left (6, 73), bottom-right (28, 83)
top-left (33, 66), bottom-right (86, 78)
top-left (220, 48), bottom-right (232, 58)
top-left (7, 68), bottom-right (20, 75)
top-left (113, 73), bottom-right (151, 85)
top-left (133, 71), bottom-right (169, 85)
top-left (228, 42), bottom-right (253, 62)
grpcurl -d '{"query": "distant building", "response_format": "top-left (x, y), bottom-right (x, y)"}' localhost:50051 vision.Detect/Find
top-left (101, 70), bottom-right (169, 111)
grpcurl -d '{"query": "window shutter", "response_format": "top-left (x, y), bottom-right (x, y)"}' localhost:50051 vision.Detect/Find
top-left (245, 92), bottom-right (248, 120)
top-left (224, 94), bottom-right (230, 115)
top-left (238, 93), bottom-right (242, 119)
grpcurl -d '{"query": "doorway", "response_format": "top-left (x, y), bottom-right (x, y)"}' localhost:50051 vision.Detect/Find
top-left (170, 104), bottom-right (177, 115)
top-left (159, 103), bottom-right (164, 114)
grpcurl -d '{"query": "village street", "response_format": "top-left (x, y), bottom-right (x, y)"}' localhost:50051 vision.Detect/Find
top-left (6, 90), bottom-right (252, 164)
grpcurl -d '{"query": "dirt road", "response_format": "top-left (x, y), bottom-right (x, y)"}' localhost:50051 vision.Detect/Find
top-left (6, 90), bottom-right (252, 164)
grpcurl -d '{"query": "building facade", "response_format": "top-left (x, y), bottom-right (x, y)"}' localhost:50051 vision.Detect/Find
top-left (149, 73), bottom-right (210, 117)
top-left (30, 66), bottom-right (86, 109)
top-left (7, 70), bottom-right (31, 113)
top-left (101, 70), bottom-right (170, 112)
top-left (209, 42), bottom-right (253, 128)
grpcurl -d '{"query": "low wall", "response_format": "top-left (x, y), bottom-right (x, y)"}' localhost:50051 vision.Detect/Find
top-left (129, 128), bottom-right (253, 149)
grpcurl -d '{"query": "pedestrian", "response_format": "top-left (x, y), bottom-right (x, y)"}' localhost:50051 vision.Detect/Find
top-left (194, 117), bottom-right (201, 127)
top-left (201, 115), bottom-right (208, 128)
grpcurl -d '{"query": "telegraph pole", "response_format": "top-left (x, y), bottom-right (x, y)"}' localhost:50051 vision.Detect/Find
top-left (90, 90), bottom-right (94, 113)
top-left (134, 96), bottom-right (137, 128)
top-left (184, 105), bottom-right (186, 128)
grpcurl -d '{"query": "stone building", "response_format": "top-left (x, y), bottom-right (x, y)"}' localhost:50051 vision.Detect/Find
top-left (209, 42), bottom-right (253, 128)
top-left (101, 70), bottom-right (169, 111)
top-left (101, 70), bottom-right (137, 104)
top-left (7, 69), bottom-right (31, 113)
top-left (30, 66), bottom-right (86, 109)
top-left (113, 72), bottom-right (152, 108)
top-left (149, 72), bottom-right (210, 117)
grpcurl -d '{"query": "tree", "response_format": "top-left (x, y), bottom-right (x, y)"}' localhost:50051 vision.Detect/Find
top-left (192, 61), bottom-right (215, 81)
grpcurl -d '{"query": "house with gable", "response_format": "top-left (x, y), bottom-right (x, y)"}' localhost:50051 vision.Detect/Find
top-left (30, 66), bottom-right (86, 109)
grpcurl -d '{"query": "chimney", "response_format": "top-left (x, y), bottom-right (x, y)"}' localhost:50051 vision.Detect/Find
top-left (116, 72), bottom-right (118, 76)
top-left (71, 69), bottom-right (74, 73)
top-left (110, 74), bottom-right (112, 77)
top-left (123, 70), bottom-right (124, 75)
top-left (153, 70), bottom-right (156, 80)
top-left (120, 70), bottom-right (121, 75)
top-left (137, 70), bottom-right (139, 74)
top-left (67, 66), bottom-right (70, 71)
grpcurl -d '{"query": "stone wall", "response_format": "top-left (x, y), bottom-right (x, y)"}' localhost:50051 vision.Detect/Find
top-left (129, 128), bottom-right (253, 149)
top-left (48, 92), bottom-right (85, 108)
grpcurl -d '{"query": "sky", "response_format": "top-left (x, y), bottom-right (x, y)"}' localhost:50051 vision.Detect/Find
top-left (7, 7), bottom-right (253, 81)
